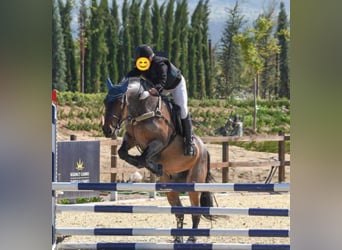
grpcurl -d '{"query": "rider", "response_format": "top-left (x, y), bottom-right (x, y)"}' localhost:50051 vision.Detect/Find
top-left (126, 44), bottom-right (196, 156)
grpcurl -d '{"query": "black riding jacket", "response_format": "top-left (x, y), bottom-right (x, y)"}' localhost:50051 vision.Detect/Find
top-left (126, 56), bottom-right (181, 92)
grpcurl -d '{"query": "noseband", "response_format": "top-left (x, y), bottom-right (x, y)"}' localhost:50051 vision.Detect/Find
top-left (105, 112), bottom-right (122, 130)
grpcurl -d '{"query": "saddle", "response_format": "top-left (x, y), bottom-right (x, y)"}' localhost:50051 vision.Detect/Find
top-left (140, 78), bottom-right (183, 136)
top-left (161, 95), bottom-right (183, 136)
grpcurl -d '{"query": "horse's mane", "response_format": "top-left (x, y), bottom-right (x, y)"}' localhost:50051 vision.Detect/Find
top-left (126, 77), bottom-right (143, 96)
top-left (126, 77), bottom-right (159, 116)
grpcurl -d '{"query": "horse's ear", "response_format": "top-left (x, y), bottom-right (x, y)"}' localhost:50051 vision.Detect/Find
top-left (106, 78), bottom-right (114, 90)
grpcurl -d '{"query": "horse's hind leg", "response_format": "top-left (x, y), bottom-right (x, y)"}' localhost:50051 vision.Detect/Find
top-left (166, 191), bottom-right (184, 243)
top-left (187, 191), bottom-right (201, 243)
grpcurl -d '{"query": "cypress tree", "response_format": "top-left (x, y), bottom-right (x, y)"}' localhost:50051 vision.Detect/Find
top-left (84, 17), bottom-right (92, 92)
top-left (178, 0), bottom-right (189, 86)
top-left (277, 2), bottom-right (290, 99)
top-left (172, 0), bottom-right (183, 67)
top-left (89, 0), bottom-right (99, 92)
top-left (141, 0), bottom-right (153, 45)
top-left (164, 0), bottom-right (175, 58)
top-left (52, 0), bottom-right (67, 91)
top-left (78, 0), bottom-right (87, 92)
top-left (59, 0), bottom-right (78, 92)
top-left (188, 6), bottom-right (201, 98)
top-left (190, 1), bottom-right (205, 98)
top-left (219, 0), bottom-right (244, 98)
top-left (129, 0), bottom-right (142, 49)
top-left (98, 0), bottom-right (110, 92)
top-left (89, 0), bottom-right (107, 92)
top-left (201, 0), bottom-right (211, 97)
top-left (151, 0), bottom-right (164, 51)
top-left (121, 0), bottom-right (133, 74)
top-left (107, 0), bottom-right (120, 84)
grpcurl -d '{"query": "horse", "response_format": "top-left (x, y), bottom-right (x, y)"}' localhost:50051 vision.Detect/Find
top-left (102, 77), bottom-right (216, 243)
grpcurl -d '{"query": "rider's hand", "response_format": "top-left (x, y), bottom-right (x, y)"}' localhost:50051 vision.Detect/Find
top-left (148, 88), bottom-right (159, 96)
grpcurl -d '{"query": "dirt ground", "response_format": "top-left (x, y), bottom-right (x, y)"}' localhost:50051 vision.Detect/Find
top-left (56, 129), bottom-right (290, 246)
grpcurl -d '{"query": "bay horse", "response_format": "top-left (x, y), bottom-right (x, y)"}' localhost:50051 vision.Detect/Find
top-left (102, 77), bottom-right (216, 243)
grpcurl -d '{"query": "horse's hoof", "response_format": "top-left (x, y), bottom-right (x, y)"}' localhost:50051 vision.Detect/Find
top-left (186, 236), bottom-right (197, 243)
top-left (173, 236), bottom-right (183, 243)
top-left (153, 163), bottom-right (163, 177)
top-left (146, 162), bottom-right (163, 177)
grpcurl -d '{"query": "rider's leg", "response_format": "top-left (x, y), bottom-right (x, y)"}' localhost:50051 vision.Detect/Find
top-left (181, 113), bottom-right (196, 156)
top-left (170, 76), bottom-right (196, 156)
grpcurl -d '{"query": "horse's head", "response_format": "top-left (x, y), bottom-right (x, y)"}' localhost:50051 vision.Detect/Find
top-left (102, 78), bottom-right (128, 138)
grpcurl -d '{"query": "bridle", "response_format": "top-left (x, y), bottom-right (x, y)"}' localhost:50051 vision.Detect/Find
top-left (105, 111), bottom-right (122, 131)
top-left (104, 94), bottom-right (126, 132)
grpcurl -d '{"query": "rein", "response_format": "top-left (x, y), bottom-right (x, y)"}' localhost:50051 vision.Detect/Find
top-left (127, 93), bottom-right (176, 154)
top-left (128, 96), bottom-right (163, 125)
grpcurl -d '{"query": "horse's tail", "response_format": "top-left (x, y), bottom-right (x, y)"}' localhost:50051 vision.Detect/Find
top-left (205, 151), bottom-right (215, 183)
top-left (200, 151), bottom-right (220, 221)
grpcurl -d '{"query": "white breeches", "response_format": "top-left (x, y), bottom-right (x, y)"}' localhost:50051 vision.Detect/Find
top-left (162, 76), bottom-right (188, 119)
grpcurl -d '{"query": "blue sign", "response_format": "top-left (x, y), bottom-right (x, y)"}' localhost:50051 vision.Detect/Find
top-left (57, 140), bottom-right (100, 200)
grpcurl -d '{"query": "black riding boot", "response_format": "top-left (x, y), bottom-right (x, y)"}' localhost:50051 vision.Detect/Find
top-left (181, 114), bottom-right (196, 156)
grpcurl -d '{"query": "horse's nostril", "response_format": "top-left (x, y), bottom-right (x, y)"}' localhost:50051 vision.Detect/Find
top-left (102, 126), bottom-right (112, 137)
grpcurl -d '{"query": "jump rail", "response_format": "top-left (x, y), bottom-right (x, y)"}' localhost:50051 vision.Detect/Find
top-left (56, 204), bottom-right (289, 217)
top-left (57, 242), bottom-right (290, 250)
top-left (52, 182), bottom-right (290, 192)
top-left (56, 228), bottom-right (289, 237)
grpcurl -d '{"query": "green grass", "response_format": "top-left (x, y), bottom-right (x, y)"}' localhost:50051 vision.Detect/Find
top-left (57, 196), bottom-right (103, 204)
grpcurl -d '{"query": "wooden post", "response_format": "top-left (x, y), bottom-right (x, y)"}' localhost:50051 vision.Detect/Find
top-left (222, 142), bottom-right (229, 183)
top-left (111, 144), bottom-right (117, 182)
top-left (110, 143), bottom-right (118, 201)
top-left (278, 131), bottom-right (285, 182)
top-left (70, 134), bottom-right (77, 141)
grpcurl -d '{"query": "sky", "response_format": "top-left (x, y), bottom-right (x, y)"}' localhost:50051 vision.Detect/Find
top-left (70, 0), bottom-right (290, 45)
top-left (204, 0), bottom-right (290, 45)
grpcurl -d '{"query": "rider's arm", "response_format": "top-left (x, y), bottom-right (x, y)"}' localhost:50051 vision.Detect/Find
top-left (126, 68), bottom-right (141, 77)
top-left (155, 61), bottom-right (168, 92)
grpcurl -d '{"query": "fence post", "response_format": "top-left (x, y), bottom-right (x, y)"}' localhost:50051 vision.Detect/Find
top-left (222, 142), bottom-right (229, 183)
top-left (278, 131), bottom-right (285, 182)
top-left (52, 104), bottom-right (57, 247)
top-left (110, 142), bottom-right (118, 200)
top-left (149, 172), bottom-right (156, 198)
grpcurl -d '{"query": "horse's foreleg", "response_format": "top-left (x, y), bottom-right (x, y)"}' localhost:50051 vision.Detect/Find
top-left (137, 140), bottom-right (165, 176)
top-left (118, 135), bottom-right (141, 168)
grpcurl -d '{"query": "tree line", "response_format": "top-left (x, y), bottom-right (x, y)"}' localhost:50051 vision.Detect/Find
top-left (52, 0), bottom-right (290, 100)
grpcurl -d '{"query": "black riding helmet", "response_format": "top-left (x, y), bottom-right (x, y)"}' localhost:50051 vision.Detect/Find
top-left (134, 44), bottom-right (154, 60)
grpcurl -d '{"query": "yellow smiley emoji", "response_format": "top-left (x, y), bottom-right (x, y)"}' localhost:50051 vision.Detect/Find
top-left (136, 57), bottom-right (151, 71)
